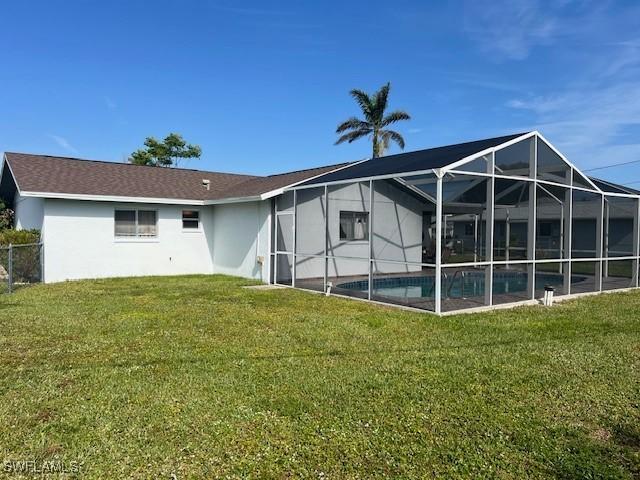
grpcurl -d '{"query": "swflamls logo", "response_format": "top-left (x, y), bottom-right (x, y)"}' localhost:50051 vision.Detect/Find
top-left (3, 459), bottom-right (82, 474)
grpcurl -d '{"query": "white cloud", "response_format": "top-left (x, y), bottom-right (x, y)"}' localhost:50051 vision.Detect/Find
top-left (507, 80), bottom-right (640, 169)
top-left (502, 13), bottom-right (640, 172)
top-left (463, 0), bottom-right (559, 60)
top-left (46, 134), bottom-right (79, 155)
top-left (408, 128), bottom-right (423, 134)
top-left (602, 39), bottom-right (640, 77)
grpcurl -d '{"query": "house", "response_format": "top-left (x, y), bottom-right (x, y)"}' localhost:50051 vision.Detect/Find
top-left (2, 131), bottom-right (639, 314)
top-left (0, 152), bottom-right (354, 283)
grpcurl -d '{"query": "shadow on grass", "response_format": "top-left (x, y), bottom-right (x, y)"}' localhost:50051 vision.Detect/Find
top-left (547, 424), bottom-right (640, 479)
top-left (11, 333), bottom-right (609, 375)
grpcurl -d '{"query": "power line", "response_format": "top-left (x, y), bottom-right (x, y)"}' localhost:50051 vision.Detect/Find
top-left (583, 159), bottom-right (640, 172)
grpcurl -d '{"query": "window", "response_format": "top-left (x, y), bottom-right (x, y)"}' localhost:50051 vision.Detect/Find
top-left (182, 210), bottom-right (200, 230)
top-left (339, 211), bottom-right (368, 241)
top-left (114, 209), bottom-right (157, 237)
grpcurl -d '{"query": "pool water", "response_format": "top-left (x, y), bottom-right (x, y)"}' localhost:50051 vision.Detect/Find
top-left (337, 270), bottom-right (581, 299)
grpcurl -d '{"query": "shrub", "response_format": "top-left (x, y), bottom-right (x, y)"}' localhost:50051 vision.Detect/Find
top-left (0, 229), bottom-right (40, 246)
top-left (0, 200), bottom-right (14, 230)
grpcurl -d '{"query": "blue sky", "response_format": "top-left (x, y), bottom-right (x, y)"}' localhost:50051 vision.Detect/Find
top-left (1, 0), bottom-right (639, 185)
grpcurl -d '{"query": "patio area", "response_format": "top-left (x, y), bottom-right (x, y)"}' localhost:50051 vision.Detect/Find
top-left (272, 132), bottom-right (640, 314)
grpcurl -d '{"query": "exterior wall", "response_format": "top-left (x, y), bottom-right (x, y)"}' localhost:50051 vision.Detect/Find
top-left (371, 180), bottom-right (424, 271)
top-left (211, 200), bottom-right (270, 283)
top-left (14, 194), bottom-right (44, 230)
top-left (291, 180), bottom-right (424, 280)
top-left (42, 199), bottom-right (214, 283)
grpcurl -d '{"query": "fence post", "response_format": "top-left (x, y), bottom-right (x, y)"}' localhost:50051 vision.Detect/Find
top-left (7, 243), bottom-right (13, 294)
top-left (40, 242), bottom-right (44, 283)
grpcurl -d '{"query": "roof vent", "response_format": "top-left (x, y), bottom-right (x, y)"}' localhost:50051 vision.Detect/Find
top-left (202, 179), bottom-right (211, 191)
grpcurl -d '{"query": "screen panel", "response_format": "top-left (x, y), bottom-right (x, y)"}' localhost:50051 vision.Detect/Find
top-left (440, 266), bottom-right (488, 312)
top-left (372, 176), bottom-right (435, 264)
top-left (537, 138), bottom-right (570, 184)
top-left (534, 262), bottom-right (569, 298)
top-left (536, 184), bottom-right (569, 260)
top-left (327, 181), bottom-right (370, 259)
top-left (570, 261), bottom-right (598, 294)
top-left (327, 257), bottom-right (371, 300)
top-left (295, 255), bottom-right (326, 293)
top-left (276, 254), bottom-right (293, 285)
top-left (442, 174), bottom-right (489, 264)
top-left (494, 179), bottom-right (531, 261)
top-left (571, 190), bottom-right (602, 258)
top-left (604, 196), bottom-right (637, 258)
top-left (296, 187), bottom-right (326, 256)
top-left (602, 259), bottom-right (635, 291)
top-left (371, 261), bottom-right (435, 311)
top-left (494, 137), bottom-right (533, 178)
top-left (492, 264), bottom-right (532, 305)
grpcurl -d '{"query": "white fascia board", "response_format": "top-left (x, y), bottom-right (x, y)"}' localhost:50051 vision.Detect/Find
top-left (204, 195), bottom-right (262, 205)
top-left (19, 191), bottom-right (206, 205)
top-left (0, 155), bottom-right (22, 196)
top-left (261, 189), bottom-right (288, 200)
top-left (441, 132), bottom-right (535, 174)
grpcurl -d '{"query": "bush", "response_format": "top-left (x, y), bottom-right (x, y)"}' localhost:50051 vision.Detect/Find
top-left (0, 200), bottom-right (14, 230)
top-left (0, 229), bottom-right (40, 246)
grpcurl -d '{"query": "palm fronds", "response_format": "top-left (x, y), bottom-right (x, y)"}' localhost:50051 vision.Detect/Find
top-left (335, 82), bottom-right (411, 157)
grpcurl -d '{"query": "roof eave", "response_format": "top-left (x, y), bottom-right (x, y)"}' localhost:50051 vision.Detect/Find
top-left (203, 195), bottom-right (263, 205)
top-left (19, 191), bottom-right (206, 205)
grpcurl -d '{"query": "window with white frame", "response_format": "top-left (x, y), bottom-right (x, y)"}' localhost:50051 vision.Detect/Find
top-left (339, 211), bottom-right (369, 241)
top-left (114, 209), bottom-right (157, 237)
top-left (182, 210), bottom-right (200, 230)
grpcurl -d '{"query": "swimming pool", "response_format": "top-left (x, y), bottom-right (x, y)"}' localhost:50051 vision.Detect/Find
top-left (337, 270), bottom-right (581, 299)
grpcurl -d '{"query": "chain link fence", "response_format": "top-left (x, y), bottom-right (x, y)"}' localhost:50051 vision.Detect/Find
top-left (0, 243), bottom-right (43, 294)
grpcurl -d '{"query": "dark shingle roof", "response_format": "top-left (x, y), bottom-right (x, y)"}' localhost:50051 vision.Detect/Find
top-left (589, 177), bottom-right (640, 195)
top-left (299, 132), bottom-right (529, 186)
top-left (3, 152), bottom-right (350, 202)
top-left (211, 163), bottom-right (353, 200)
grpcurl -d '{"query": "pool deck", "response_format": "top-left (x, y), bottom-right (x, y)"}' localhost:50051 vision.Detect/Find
top-left (294, 267), bottom-right (623, 313)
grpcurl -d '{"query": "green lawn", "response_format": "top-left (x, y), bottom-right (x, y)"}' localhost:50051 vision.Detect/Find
top-left (1, 276), bottom-right (639, 478)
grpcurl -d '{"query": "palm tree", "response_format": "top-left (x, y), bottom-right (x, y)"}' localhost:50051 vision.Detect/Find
top-left (335, 82), bottom-right (411, 158)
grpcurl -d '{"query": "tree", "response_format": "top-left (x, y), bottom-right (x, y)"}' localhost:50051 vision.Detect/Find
top-left (0, 200), bottom-right (14, 230)
top-left (335, 82), bottom-right (411, 158)
top-left (129, 133), bottom-right (202, 167)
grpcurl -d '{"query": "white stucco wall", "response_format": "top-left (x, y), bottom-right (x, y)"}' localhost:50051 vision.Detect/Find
top-left (14, 194), bottom-right (44, 230)
top-left (42, 199), bottom-right (214, 283)
top-left (211, 200), bottom-right (271, 283)
top-left (290, 180), bottom-right (424, 280)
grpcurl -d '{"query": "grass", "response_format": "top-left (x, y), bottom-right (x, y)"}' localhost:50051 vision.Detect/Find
top-left (0, 275), bottom-right (639, 478)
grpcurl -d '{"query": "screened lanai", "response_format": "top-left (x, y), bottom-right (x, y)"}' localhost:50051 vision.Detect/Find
top-left (272, 132), bottom-right (640, 314)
